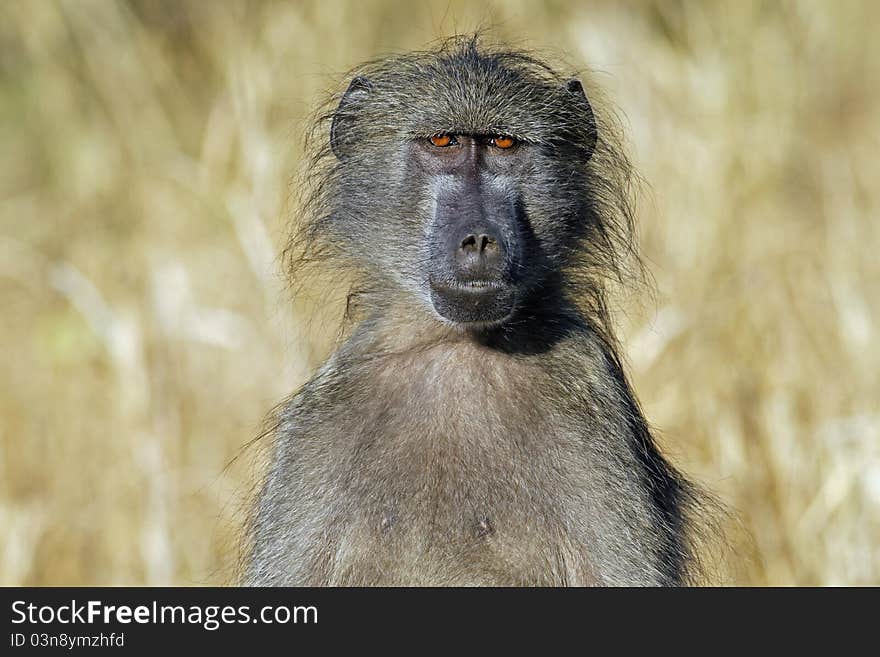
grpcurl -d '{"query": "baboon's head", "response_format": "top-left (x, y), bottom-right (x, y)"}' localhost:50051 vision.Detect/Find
top-left (297, 37), bottom-right (634, 330)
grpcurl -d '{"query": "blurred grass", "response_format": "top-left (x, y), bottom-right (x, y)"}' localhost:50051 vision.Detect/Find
top-left (1, 0), bottom-right (878, 585)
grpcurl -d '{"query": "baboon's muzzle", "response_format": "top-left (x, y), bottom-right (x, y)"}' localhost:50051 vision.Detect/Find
top-left (427, 189), bottom-right (520, 326)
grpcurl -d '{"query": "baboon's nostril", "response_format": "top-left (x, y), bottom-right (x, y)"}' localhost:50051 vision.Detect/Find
top-left (460, 233), bottom-right (498, 254)
top-left (455, 230), bottom-right (504, 280)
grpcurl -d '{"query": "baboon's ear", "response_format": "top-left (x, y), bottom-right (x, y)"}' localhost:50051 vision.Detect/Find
top-left (565, 79), bottom-right (598, 161)
top-left (330, 76), bottom-right (372, 159)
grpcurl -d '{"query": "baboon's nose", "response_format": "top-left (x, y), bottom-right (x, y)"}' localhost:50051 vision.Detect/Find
top-left (455, 232), bottom-right (504, 280)
top-left (460, 233), bottom-right (497, 254)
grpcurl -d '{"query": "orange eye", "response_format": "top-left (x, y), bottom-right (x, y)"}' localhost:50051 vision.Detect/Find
top-left (493, 135), bottom-right (515, 149)
top-left (430, 134), bottom-right (452, 147)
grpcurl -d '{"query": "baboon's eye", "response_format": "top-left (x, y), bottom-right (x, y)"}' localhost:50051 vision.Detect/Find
top-left (491, 135), bottom-right (516, 149)
top-left (429, 134), bottom-right (456, 147)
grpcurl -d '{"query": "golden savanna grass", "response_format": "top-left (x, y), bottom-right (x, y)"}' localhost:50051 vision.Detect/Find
top-left (1, 1), bottom-right (877, 585)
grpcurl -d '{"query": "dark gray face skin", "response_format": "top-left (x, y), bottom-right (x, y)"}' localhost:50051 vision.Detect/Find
top-left (245, 40), bottom-right (716, 587)
top-left (417, 133), bottom-right (525, 325)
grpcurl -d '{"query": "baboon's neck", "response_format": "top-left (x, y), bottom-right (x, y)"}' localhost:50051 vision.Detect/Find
top-left (350, 284), bottom-right (590, 359)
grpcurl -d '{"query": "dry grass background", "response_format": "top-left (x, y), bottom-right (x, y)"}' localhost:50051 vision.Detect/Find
top-left (1, 0), bottom-right (878, 586)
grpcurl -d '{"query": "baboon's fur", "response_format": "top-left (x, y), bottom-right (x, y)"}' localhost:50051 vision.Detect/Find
top-left (245, 36), bottom-right (715, 586)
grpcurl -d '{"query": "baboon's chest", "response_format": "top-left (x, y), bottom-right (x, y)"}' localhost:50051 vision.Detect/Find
top-left (320, 347), bottom-right (597, 585)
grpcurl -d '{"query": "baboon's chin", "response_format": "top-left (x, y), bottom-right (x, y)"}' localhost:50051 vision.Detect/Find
top-left (428, 280), bottom-right (517, 328)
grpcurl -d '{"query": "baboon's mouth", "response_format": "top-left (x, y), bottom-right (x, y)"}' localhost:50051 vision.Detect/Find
top-left (439, 280), bottom-right (505, 291)
top-left (428, 278), bottom-right (517, 326)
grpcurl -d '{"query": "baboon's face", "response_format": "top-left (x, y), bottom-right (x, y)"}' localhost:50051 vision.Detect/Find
top-left (327, 53), bottom-right (596, 328)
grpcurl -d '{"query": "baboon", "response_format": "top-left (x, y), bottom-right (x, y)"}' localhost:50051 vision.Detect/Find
top-left (246, 37), bottom-right (711, 586)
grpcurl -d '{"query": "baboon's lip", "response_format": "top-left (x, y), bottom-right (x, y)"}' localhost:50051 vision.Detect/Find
top-left (427, 278), bottom-right (517, 327)
top-left (430, 279), bottom-right (508, 292)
